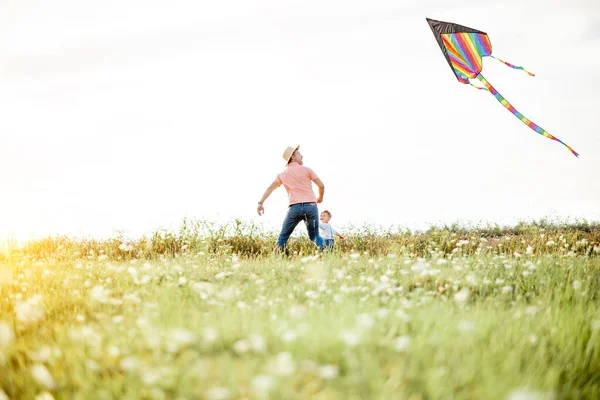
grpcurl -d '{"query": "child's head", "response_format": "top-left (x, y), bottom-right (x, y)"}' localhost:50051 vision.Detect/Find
top-left (320, 210), bottom-right (331, 223)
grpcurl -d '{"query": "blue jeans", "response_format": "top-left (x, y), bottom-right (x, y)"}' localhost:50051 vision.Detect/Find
top-left (323, 239), bottom-right (335, 249)
top-left (276, 203), bottom-right (325, 251)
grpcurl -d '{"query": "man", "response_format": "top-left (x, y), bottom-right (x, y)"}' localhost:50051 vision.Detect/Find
top-left (257, 145), bottom-right (325, 251)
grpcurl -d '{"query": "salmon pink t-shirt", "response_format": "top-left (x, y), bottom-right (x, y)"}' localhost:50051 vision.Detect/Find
top-left (275, 162), bottom-right (319, 205)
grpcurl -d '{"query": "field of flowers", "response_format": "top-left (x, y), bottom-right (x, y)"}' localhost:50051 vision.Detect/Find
top-left (1, 220), bottom-right (599, 399)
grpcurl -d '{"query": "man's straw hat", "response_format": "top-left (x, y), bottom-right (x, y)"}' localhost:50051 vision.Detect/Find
top-left (282, 145), bottom-right (300, 165)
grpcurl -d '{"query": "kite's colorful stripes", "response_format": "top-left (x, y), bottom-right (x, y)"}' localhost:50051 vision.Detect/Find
top-left (469, 82), bottom-right (487, 91)
top-left (476, 74), bottom-right (579, 157)
top-left (441, 32), bottom-right (492, 81)
top-left (491, 56), bottom-right (535, 76)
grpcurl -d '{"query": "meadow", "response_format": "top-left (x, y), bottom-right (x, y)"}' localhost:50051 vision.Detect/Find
top-left (1, 219), bottom-right (599, 400)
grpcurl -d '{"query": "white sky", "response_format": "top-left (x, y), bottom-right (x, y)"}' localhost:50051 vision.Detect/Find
top-left (1, 0), bottom-right (599, 240)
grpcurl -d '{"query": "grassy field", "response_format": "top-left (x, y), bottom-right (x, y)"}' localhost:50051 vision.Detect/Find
top-left (1, 220), bottom-right (599, 399)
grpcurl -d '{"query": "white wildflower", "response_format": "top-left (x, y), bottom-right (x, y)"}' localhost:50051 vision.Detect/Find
top-left (528, 334), bottom-right (538, 345)
top-left (85, 359), bottom-right (100, 371)
top-left (172, 265), bottom-right (184, 273)
top-left (395, 309), bottom-right (412, 322)
top-left (35, 393), bottom-right (55, 400)
top-left (340, 330), bottom-right (361, 347)
top-left (31, 346), bottom-right (59, 363)
top-left (502, 285), bottom-right (514, 293)
top-left (0, 389), bottom-right (9, 400)
top-left (411, 260), bottom-right (429, 272)
top-left (305, 290), bottom-right (319, 299)
top-left (108, 345), bottom-right (120, 357)
top-left (466, 274), bottom-right (478, 285)
top-left (394, 335), bottom-right (411, 352)
top-left (233, 339), bottom-right (250, 354)
top-left (89, 286), bottom-right (110, 303)
top-left (281, 330), bottom-right (298, 343)
top-left (205, 387), bottom-right (231, 400)
top-left (355, 313), bottom-right (375, 330)
top-left (141, 368), bottom-right (164, 385)
top-left (506, 387), bottom-right (555, 400)
top-left (252, 375), bottom-right (275, 395)
top-left (15, 295), bottom-right (45, 325)
top-left (271, 352), bottom-right (295, 376)
top-left (453, 288), bottom-right (470, 305)
top-left (249, 334), bottom-right (267, 353)
top-left (573, 280), bottom-right (581, 290)
top-left (526, 246), bottom-right (533, 254)
top-left (127, 267), bottom-right (139, 284)
top-left (318, 364), bottom-right (339, 379)
top-left (0, 321), bottom-right (14, 351)
top-left (118, 243), bottom-right (133, 252)
top-left (167, 328), bottom-right (196, 352)
top-left (30, 364), bottom-right (55, 389)
top-left (120, 356), bottom-right (140, 371)
top-left (203, 327), bottom-right (219, 343)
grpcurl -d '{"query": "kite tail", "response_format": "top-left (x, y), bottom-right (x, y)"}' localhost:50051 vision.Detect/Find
top-left (476, 74), bottom-right (579, 157)
top-left (490, 55), bottom-right (535, 76)
top-left (469, 82), bottom-right (488, 91)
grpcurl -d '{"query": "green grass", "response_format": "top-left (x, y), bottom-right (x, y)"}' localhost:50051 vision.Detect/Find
top-left (1, 221), bottom-right (599, 399)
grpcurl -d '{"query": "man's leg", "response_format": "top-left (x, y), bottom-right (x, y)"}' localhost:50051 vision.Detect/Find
top-left (304, 204), bottom-right (325, 250)
top-left (275, 205), bottom-right (302, 252)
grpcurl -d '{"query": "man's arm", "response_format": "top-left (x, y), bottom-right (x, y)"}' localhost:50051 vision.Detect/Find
top-left (313, 178), bottom-right (325, 203)
top-left (257, 179), bottom-right (280, 216)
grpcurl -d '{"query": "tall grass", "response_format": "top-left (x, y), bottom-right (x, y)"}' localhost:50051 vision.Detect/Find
top-left (2, 219), bottom-right (599, 262)
top-left (0, 219), bottom-right (599, 399)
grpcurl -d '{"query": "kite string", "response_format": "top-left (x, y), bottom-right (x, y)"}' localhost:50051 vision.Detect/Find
top-left (490, 55), bottom-right (535, 76)
top-left (475, 74), bottom-right (579, 158)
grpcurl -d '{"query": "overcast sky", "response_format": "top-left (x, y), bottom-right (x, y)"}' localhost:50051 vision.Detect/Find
top-left (1, 0), bottom-right (599, 240)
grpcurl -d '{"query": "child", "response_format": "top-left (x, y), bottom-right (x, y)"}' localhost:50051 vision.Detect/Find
top-left (319, 210), bottom-right (344, 249)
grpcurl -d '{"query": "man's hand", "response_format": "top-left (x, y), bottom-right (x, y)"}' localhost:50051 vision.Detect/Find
top-left (257, 204), bottom-right (265, 216)
top-left (313, 178), bottom-right (324, 204)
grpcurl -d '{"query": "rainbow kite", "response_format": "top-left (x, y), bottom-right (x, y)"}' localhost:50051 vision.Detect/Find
top-left (426, 18), bottom-right (578, 157)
